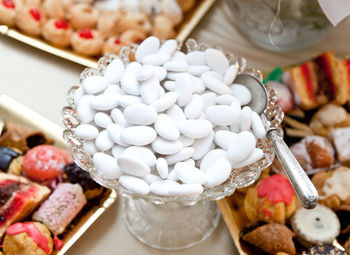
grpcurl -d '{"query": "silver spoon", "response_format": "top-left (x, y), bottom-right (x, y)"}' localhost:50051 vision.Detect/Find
top-left (235, 73), bottom-right (318, 209)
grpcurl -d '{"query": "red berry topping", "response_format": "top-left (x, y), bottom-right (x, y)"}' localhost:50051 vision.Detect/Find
top-left (114, 38), bottom-right (121, 45)
top-left (79, 28), bottom-right (93, 39)
top-left (2, 0), bottom-right (15, 9)
top-left (23, 145), bottom-right (66, 181)
top-left (54, 20), bottom-right (68, 29)
top-left (136, 39), bottom-right (143, 45)
top-left (29, 8), bottom-right (41, 21)
top-left (54, 237), bottom-right (64, 251)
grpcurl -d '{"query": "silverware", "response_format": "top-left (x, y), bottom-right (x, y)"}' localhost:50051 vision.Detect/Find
top-left (235, 73), bottom-right (318, 209)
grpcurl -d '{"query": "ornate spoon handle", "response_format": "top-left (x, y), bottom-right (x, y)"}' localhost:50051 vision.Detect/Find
top-left (267, 129), bottom-right (318, 209)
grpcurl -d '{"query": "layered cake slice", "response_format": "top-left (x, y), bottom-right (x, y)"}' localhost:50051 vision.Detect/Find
top-left (0, 173), bottom-right (50, 239)
top-left (284, 51), bottom-right (348, 110)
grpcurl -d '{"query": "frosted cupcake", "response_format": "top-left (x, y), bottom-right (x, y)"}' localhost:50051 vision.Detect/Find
top-left (43, 0), bottom-right (73, 19)
top-left (15, 6), bottom-right (45, 35)
top-left (71, 28), bottom-right (103, 56)
top-left (67, 3), bottom-right (98, 30)
top-left (0, 0), bottom-right (16, 26)
top-left (42, 19), bottom-right (72, 47)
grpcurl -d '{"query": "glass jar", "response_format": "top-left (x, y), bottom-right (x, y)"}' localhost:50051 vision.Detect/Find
top-left (227, 0), bottom-right (332, 52)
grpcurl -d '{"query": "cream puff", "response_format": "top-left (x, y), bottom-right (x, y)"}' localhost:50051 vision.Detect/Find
top-left (71, 28), bottom-right (103, 56)
top-left (42, 19), bottom-right (72, 47)
top-left (15, 6), bottom-right (45, 35)
top-left (67, 3), bottom-right (98, 30)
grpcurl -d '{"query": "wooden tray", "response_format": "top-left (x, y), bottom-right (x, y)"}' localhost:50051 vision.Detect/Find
top-left (0, 94), bottom-right (117, 255)
top-left (0, 0), bottom-right (216, 69)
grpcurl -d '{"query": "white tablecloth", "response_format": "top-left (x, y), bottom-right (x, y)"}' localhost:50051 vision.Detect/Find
top-left (1, 0), bottom-right (350, 254)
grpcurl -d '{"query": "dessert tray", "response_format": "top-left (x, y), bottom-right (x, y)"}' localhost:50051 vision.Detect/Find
top-left (0, 0), bottom-right (215, 68)
top-left (0, 94), bottom-right (117, 255)
top-left (218, 51), bottom-right (350, 255)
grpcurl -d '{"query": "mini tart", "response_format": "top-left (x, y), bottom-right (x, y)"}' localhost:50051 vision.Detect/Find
top-left (71, 28), bottom-right (103, 56)
top-left (0, 146), bottom-right (23, 175)
top-left (119, 12), bottom-right (152, 35)
top-left (303, 242), bottom-right (347, 255)
top-left (43, 0), bottom-right (73, 19)
top-left (96, 10), bottom-right (123, 38)
top-left (67, 3), bottom-right (98, 30)
top-left (291, 204), bottom-right (340, 247)
top-left (42, 19), bottom-right (72, 47)
top-left (102, 30), bottom-right (145, 56)
top-left (176, 0), bottom-right (196, 12)
top-left (0, 0), bottom-right (16, 26)
top-left (152, 14), bottom-right (175, 40)
top-left (15, 6), bottom-right (45, 35)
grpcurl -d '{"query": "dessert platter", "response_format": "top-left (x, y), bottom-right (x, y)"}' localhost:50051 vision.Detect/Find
top-left (0, 0), bottom-right (216, 68)
top-left (0, 95), bottom-right (117, 255)
top-left (218, 51), bottom-right (350, 254)
top-left (61, 36), bottom-right (287, 250)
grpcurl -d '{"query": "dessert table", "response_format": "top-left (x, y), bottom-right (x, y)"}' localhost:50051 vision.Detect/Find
top-left (1, 0), bottom-right (350, 254)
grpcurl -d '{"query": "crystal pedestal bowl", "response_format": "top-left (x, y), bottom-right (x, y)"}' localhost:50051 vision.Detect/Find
top-left (62, 39), bottom-right (281, 250)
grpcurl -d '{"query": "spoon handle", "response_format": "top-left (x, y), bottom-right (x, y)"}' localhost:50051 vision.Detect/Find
top-left (267, 129), bottom-right (318, 209)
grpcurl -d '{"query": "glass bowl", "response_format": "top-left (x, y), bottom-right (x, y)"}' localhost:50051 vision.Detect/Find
top-left (61, 38), bottom-right (282, 250)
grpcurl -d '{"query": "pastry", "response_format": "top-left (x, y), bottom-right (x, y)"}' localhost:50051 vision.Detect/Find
top-left (160, 0), bottom-right (183, 26)
top-left (176, 0), bottom-right (195, 13)
top-left (331, 127), bottom-right (350, 164)
top-left (268, 81), bottom-right (294, 113)
top-left (335, 205), bottom-right (350, 234)
top-left (244, 174), bottom-right (298, 224)
top-left (284, 51), bottom-right (348, 110)
top-left (42, 0), bottom-right (73, 19)
top-left (96, 10), bottom-right (123, 38)
top-left (303, 242), bottom-right (347, 255)
top-left (283, 61), bottom-right (319, 110)
top-left (291, 204), bottom-right (340, 246)
top-left (0, 0), bottom-right (16, 26)
top-left (33, 183), bottom-right (87, 235)
top-left (67, 3), bottom-right (98, 30)
top-left (152, 14), bottom-right (175, 40)
top-left (102, 36), bottom-right (123, 56)
top-left (309, 104), bottom-right (350, 137)
top-left (312, 167), bottom-right (350, 210)
top-left (0, 172), bottom-right (50, 239)
top-left (242, 223), bottom-right (296, 255)
top-left (3, 222), bottom-right (53, 255)
top-left (119, 12), bottom-right (152, 35)
top-left (42, 19), bottom-right (73, 47)
top-left (0, 122), bottom-right (49, 153)
top-left (71, 28), bottom-right (103, 56)
top-left (102, 30), bottom-right (146, 56)
top-left (64, 162), bottom-right (103, 199)
top-left (23, 145), bottom-right (65, 181)
top-left (15, 6), bottom-right (46, 35)
top-left (313, 51), bottom-right (348, 106)
top-left (139, 0), bottom-right (160, 15)
top-left (345, 236), bottom-right (350, 255)
top-left (0, 146), bottom-right (23, 175)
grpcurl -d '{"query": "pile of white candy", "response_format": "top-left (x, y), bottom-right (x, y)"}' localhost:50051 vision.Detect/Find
top-left (73, 36), bottom-right (266, 196)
